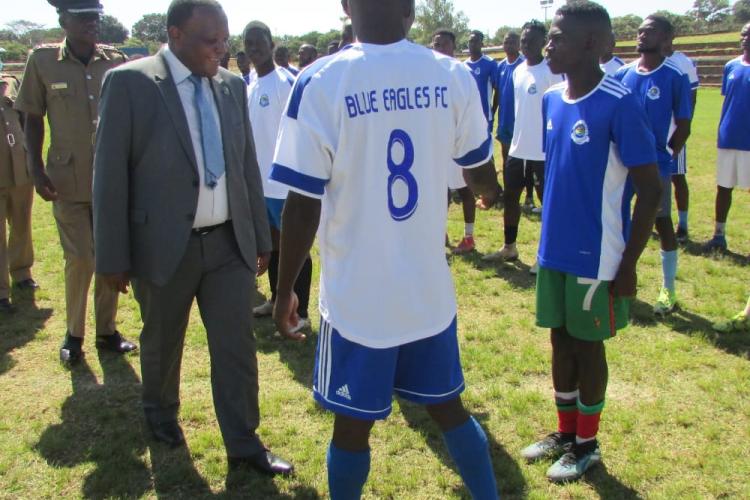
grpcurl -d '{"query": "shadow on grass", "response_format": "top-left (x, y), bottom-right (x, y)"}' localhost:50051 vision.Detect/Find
top-left (682, 241), bottom-right (748, 266)
top-left (0, 289), bottom-right (52, 375)
top-left (223, 468), bottom-right (321, 499)
top-left (451, 252), bottom-right (536, 290)
top-left (631, 299), bottom-right (750, 359)
top-left (252, 289), bottom-right (317, 389)
top-left (398, 401), bottom-right (527, 498)
top-left (35, 355), bottom-right (152, 498)
top-left (584, 462), bottom-right (643, 499)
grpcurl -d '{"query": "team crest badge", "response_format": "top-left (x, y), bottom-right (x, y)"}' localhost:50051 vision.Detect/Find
top-left (728, 72), bottom-right (736, 80)
top-left (570, 119), bottom-right (590, 145)
top-left (528, 84), bottom-right (537, 95)
top-left (259, 94), bottom-right (270, 107)
top-left (474, 67), bottom-right (481, 75)
top-left (647, 85), bottom-right (661, 100)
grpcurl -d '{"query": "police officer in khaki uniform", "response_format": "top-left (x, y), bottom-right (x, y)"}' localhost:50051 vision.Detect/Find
top-left (0, 74), bottom-right (36, 314)
top-left (14, 0), bottom-right (136, 363)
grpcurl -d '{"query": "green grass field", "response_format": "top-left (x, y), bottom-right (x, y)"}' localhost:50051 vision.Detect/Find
top-left (0, 87), bottom-right (748, 499)
top-left (618, 31), bottom-right (741, 46)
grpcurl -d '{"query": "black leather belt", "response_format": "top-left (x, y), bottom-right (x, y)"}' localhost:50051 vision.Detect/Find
top-left (191, 221), bottom-right (229, 236)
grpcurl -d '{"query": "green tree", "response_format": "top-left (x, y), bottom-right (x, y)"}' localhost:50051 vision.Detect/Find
top-left (99, 15), bottom-right (128, 44)
top-left (734, 0), bottom-right (750, 23)
top-left (132, 13), bottom-right (167, 44)
top-left (652, 10), bottom-right (696, 36)
top-left (0, 41), bottom-right (28, 61)
top-left (690, 0), bottom-right (731, 24)
top-left (4, 20), bottom-right (46, 46)
top-left (412, 0), bottom-right (470, 47)
top-left (491, 26), bottom-right (520, 46)
top-left (611, 14), bottom-right (643, 40)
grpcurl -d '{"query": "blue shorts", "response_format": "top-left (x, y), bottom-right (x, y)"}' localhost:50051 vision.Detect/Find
top-left (265, 197), bottom-right (285, 230)
top-left (496, 126), bottom-right (513, 145)
top-left (313, 317), bottom-right (465, 420)
top-left (671, 146), bottom-right (687, 175)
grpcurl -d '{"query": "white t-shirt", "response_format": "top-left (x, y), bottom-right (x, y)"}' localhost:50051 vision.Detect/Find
top-left (600, 56), bottom-right (625, 76)
top-left (271, 40), bottom-right (491, 348)
top-left (247, 67), bottom-right (294, 199)
top-left (668, 51), bottom-right (700, 90)
top-left (509, 59), bottom-right (564, 161)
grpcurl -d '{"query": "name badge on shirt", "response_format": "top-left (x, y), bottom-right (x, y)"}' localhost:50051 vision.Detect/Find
top-left (51, 82), bottom-right (68, 90)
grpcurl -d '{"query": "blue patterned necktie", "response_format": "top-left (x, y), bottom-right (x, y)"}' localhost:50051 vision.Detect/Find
top-left (188, 74), bottom-right (225, 188)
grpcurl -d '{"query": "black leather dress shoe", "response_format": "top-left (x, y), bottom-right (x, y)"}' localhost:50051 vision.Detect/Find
top-left (14, 278), bottom-right (39, 290)
top-left (148, 420), bottom-right (185, 448)
top-left (0, 298), bottom-right (17, 314)
top-left (60, 333), bottom-right (83, 365)
top-left (96, 331), bottom-right (137, 353)
top-left (228, 450), bottom-right (294, 476)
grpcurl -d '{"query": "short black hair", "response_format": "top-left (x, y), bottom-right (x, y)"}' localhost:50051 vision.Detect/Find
top-left (167, 0), bottom-right (223, 29)
top-left (469, 30), bottom-right (484, 41)
top-left (522, 19), bottom-right (547, 38)
top-left (645, 14), bottom-right (674, 38)
top-left (555, 0), bottom-right (611, 34)
top-left (243, 20), bottom-right (273, 44)
top-left (504, 31), bottom-right (520, 40)
top-left (432, 29), bottom-right (456, 44)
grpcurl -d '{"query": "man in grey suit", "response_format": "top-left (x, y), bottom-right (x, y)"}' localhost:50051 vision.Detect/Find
top-left (93, 0), bottom-right (293, 476)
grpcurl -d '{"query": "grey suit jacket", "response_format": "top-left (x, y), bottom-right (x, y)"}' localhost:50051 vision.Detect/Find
top-left (93, 50), bottom-right (272, 286)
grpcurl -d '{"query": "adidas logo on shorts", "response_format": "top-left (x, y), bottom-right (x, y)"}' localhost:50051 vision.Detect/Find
top-left (336, 384), bottom-right (352, 400)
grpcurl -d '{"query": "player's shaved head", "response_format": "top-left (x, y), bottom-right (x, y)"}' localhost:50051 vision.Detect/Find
top-left (547, 1), bottom-right (611, 75)
top-left (644, 14), bottom-right (674, 39)
top-left (554, 0), bottom-right (611, 41)
top-left (343, 0), bottom-right (414, 44)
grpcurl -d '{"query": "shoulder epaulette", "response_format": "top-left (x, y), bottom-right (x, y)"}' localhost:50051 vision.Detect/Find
top-left (99, 45), bottom-right (127, 59)
top-left (33, 43), bottom-right (62, 51)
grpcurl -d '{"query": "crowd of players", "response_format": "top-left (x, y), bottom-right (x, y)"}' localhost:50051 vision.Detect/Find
top-left (1, 0), bottom-right (749, 496)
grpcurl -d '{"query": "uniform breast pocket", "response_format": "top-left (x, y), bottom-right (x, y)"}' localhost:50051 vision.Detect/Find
top-left (48, 85), bottom-right (75, 102)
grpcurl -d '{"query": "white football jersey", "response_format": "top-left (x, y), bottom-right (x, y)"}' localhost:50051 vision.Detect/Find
top-left (509, 59), bottom-right (564, 161)
top-left (271, 40), bottom-right (491, 348)
top-left (668, 51), bottom-right (700, 90)
top-left (247, 67), bottom-right (295, 199)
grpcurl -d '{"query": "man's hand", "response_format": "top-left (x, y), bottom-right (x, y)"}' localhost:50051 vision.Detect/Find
top-left (273, 291), bottom-right (306, 341)
top-left (31, 169), bottom-right (58, 201)
top-left (257, 252), bottom-right (270, 276)
top-left (101, 272), bottom-right (130, 294)
top-left (611, 264), bottom-right (637, 299)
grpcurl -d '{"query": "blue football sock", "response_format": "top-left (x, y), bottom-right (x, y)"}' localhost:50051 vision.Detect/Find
top-left (327, 443), bottom-right (370, 500)
top-left (443, 417), bottom-right (498, 500)
top-left (678, 211), bottom-right (688, 231)
top-left (661, 249), bottom-right (678, 292)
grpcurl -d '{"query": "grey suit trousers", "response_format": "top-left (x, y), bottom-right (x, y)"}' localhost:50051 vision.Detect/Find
top-left (132, 223), bottom-right (263, 457)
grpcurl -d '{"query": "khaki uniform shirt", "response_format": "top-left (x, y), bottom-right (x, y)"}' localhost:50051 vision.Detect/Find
top-left (0, 75), bottom-right (28, 189)
top-left (14, 41), bottom-right (126, 202)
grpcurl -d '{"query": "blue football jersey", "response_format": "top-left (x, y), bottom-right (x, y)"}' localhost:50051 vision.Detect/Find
top-left (494, 56), bottom-right (525, 136)
top-left (719, 57), bottom-right (750, 151)
top-left (465, 55), bottom-right (498, 133)
top-left (539, 76), bottom-right (657, 280)
top-left (614, 59), bottom-right (692, 176)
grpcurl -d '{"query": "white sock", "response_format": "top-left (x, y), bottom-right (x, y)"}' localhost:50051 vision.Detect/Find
top-left (465, 223), bottom-right (474, 236)
top-left (715, 222), bottom-right (726, 236)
